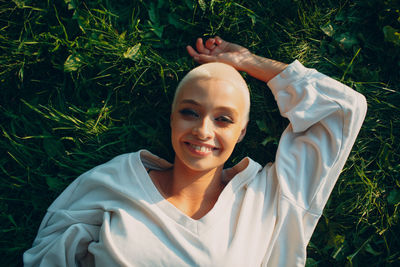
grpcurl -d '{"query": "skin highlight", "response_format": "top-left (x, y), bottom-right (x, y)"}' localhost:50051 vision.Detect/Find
top-left (172, 62), bottom-right (250, 127)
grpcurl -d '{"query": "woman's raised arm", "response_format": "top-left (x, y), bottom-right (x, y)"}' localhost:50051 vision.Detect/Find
top-left (188, 37), bottom-right (367, 265)
top-left (186, 36), bottom-right (288, 83)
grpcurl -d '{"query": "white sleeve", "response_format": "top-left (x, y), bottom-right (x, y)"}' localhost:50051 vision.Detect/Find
top-left (23, 175), bottom-right (103, 267)
top-left (267, 60), bottom-right (367, 214)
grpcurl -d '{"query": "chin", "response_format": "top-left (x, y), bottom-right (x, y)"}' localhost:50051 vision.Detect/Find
top-left (173, 152), bottom-right (225, 173)
top-left (184, 159), bottom-right (223, 172)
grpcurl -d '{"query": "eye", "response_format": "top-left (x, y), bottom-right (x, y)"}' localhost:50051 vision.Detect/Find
top-left (179, 109), bottom-right (199, 118)
top-left (215, 116), bottom-right (234, 124)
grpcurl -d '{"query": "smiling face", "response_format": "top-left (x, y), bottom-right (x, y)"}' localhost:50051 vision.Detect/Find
top-left (170, 77), bottom-right (248, 172)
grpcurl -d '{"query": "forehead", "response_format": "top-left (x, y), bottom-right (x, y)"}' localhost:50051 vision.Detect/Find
top-left (176, 78), bottom-right (246, 110)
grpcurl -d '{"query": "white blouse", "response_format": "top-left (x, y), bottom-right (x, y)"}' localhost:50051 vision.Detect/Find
top-left (24, 60), bottom-right (367, 266)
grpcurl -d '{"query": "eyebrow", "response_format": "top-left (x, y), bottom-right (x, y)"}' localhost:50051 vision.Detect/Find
top-left (179, 99), bottom-right (239, 117)
top-left (180, 99), bottom-right (200, 106)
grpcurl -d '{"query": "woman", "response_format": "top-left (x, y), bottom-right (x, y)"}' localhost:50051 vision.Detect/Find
top-left (24, 36), bottom-right (367, 266)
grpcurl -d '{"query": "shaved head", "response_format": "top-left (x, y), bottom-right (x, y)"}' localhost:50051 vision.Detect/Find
top-left (172, 62), bottom-right (250, 124)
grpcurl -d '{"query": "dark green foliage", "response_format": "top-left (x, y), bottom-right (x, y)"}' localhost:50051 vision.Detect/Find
top-left (1, 0), bottom-right (399, 265)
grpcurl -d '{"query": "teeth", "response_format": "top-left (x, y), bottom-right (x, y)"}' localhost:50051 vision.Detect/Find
top-left (190, 144), bottom-right (212, 152)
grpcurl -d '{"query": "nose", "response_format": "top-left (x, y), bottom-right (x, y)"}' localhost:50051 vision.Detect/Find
top-left (192, 117), bottom-right (214, 140)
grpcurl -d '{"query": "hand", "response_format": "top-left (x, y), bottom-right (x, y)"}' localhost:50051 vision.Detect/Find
top-left (186, 36), bottom-right (253, 71)
top-left (187, 36), bottom-right (288, 83)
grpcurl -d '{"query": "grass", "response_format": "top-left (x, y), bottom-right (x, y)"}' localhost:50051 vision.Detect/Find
top-left (1, 0), bottom-right (399, 266)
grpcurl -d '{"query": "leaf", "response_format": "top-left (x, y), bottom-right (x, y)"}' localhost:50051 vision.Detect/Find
top-left (18, 66), bottom-right (24, 82)
top-left (43, 138), bottom-right (65, 158)
top-left (64, 0), bottom-right (78, 10)
top-left (320, 22), bottom-right (335, 37)
top-left (383, 25), bottom-right (400, 46)
top-left (184, 0), bottom-right (194, 10)
top-left (332, 234), bottom-right (345, 247)
top-left (387, 189), bottom-right (400, 205)
top-left (232, 3), bottom-right (257, 26)
top-left (168, 13), bottom-right (186, 30)
top-left (7, 214), bottom-right (17, 227)
top-left (261, 136), bottom-right (277, 146)
top-left (198, 0), bottom-right (206, 11)
top-left (365, 243), bottom-right (382, 256)
top-left (249, 13), bottom-right (256, 25)
top-left (148, 2), bottom-right (159, 24)
top-left (256, 120), bottom-right (277, 146)
top-left (119, 31), bottom-right (127, 41)
top-left (305, 258), bottom-right (318, 267)
top-left (335, 10), bottom-right (346, 22)
top-left (157, 0), bottom-right (166, 9)
top-left (335, 32), bottom-right (358, 49)
top-left (149, 22), bottom-right (164, 38)
top-left (64, 54), bottom-right (83, 72)
top-left (46, 175), bottom-right (65, 192)
top-left (12, 0), bottom-right (25, 8)
top-left (256, 120), bottom-right (268, 133)
top-left (123, 43), bottom-right (141, 61)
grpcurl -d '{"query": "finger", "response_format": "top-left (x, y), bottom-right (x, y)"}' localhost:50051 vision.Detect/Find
top-left (186, 46), bottom-right (203, 63)
top-left (205, 38), bottom-right (216, 50)
top-left (214, 36), bottom-right (224, 45)
top-left (214, 36), bottom-right (229, 51)
top-left (186, 45), bottom-right (200, 58)
top-left (195, 38), bottom-right (211, 55)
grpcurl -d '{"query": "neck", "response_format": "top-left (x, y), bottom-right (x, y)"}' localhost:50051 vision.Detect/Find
top-left (170, 158), bottom-right (223, 200)
top-left (161, 157), bottom-right (224, 219)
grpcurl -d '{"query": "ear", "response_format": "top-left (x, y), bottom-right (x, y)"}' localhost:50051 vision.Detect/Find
top-left (237, 124), bottom-right (248, 143)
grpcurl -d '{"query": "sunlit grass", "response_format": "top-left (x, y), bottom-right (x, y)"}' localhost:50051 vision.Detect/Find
top-left (1, 0), bottom-right (399, 266)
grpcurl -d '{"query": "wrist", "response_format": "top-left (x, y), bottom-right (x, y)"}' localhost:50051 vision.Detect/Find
top-left (236, 52), bottom-right (258, 73)
top-left (242, 54), bottom-right (288, 83)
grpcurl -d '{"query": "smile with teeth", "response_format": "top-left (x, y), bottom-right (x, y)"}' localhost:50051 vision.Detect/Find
top-left (190, 144), bottom-right (212, 152)
top-left (185, 142), bottom-right (217, 153)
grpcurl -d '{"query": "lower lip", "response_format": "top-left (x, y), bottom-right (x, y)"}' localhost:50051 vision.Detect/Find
top-left (184, 142), bottom-right (215, 156)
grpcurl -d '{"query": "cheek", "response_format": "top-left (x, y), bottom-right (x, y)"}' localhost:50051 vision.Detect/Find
top-left (171, 117), bottom-right (191, 140)
top-left (218, 127), bottom-right (243, 149)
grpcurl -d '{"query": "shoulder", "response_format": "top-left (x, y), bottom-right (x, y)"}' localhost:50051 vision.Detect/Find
top-left (223, 157), bottom-right (264, 189)
top-left (75, 149), bottom-right (172, 190)
top-left (48, 151), bottom-right (143, 210)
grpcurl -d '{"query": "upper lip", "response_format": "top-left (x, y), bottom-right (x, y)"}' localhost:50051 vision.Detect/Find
top-left (184, 140), bottom-right (219, 149)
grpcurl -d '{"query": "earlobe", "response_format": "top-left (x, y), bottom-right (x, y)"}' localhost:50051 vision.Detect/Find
top-left (237, 126), bottom-right (247, 143)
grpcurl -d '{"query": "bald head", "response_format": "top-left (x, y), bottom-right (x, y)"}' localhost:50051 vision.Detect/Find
top-left (172, 62), bottom-right (250, 124)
